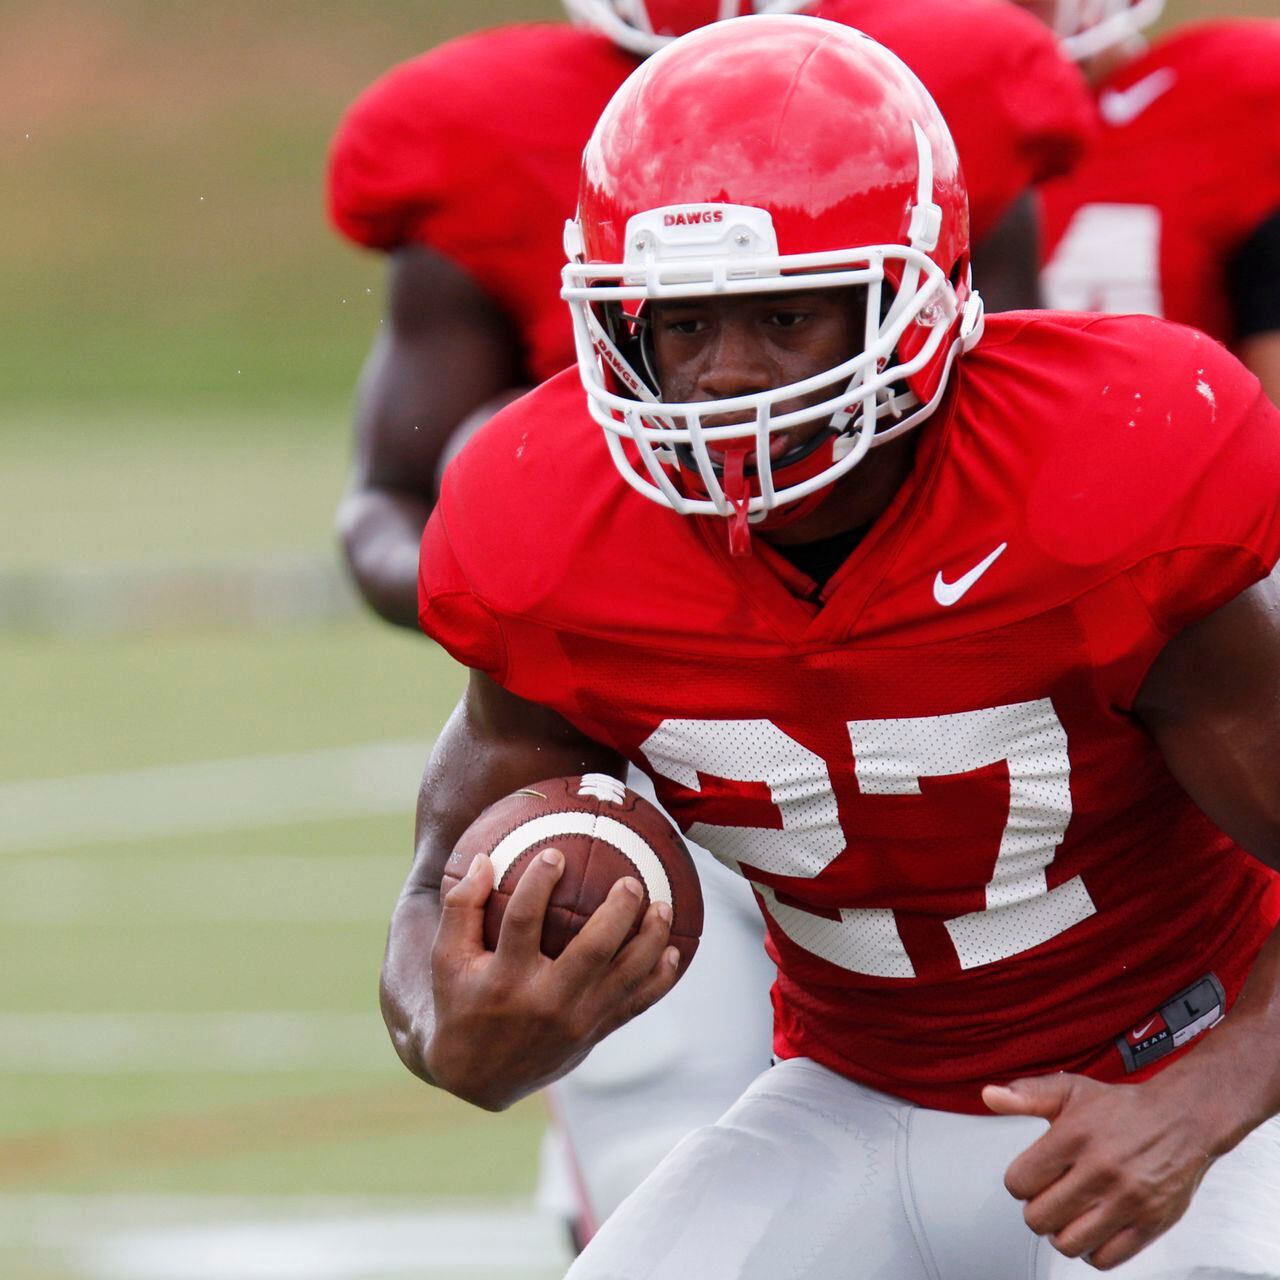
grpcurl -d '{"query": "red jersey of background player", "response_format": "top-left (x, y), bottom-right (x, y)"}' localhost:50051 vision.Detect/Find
top-left (419, 312), bottom-right (1280, 1113)
top-left (327, 7), bottom-right (1091, 382)
top-left (815, 0), bottom-right (1093, 243)
top-left (1041, 21), bottom-right (1280, 345)
top-left (327, 24), bottom-right (633, 383)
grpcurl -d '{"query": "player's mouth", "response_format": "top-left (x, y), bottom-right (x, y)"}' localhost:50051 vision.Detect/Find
top-left (697, 389), bottom-right (837, 470)
top-left (705, 426), bottom-right (818, 470)
top-left (702, 413), bottom-right (799, 463)
top-left (706, 437), bottom-right (791, 466)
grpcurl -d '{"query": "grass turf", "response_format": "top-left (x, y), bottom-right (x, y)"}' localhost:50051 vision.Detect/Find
top-left (0, 624), bottom-right (522, 1201)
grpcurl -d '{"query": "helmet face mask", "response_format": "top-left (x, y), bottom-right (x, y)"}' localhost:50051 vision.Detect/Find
top-left (566, 215), bottom-right (966, 522)
top-left (562, 17), bottom-right (984, 540)
top-left (562, 0), bottom-right (815, 58)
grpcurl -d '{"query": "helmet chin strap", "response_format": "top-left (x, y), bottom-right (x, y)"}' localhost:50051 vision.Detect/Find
top-left (718, 436), bottom-right (849, 555)
top-left (751, 480), bottom-right (836, 533)
top-left (722, 448), bottom-right (753, 557)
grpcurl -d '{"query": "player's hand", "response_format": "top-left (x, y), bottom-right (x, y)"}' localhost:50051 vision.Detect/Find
top-left (983, 1072), bottom-right (1219, 1270)
top-left (425, 850), bottom-right (679, 1111)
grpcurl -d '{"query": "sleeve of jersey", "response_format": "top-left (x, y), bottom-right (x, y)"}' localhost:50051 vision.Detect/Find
top-left (418, 505), bottom-right (509, 684)
top-left (1122, 350), bottom-right (1280, 651)
top-left (957, 21), bottom-right (1095, 242)
top-left (326, 57), bottom-right (455, 252)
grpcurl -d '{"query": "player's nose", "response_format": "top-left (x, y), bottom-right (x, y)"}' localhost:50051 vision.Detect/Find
top-left (695, 318), bottom-right (774, 405)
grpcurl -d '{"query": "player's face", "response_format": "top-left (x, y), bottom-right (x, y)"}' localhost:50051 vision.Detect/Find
top-left (648, 288), bottom-right (862, 465)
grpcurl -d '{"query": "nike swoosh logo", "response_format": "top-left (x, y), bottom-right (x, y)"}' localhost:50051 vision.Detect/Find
top-left (933, 543), bottom-right (1008, 607)
top-left (1132, 1018), bottom-right (1158, 1039)
top-left (1099, 68), bottom-right (1177, 127)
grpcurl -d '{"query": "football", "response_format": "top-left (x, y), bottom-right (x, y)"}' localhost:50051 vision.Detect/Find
top-left (441, 773), bottom-right (703, 973)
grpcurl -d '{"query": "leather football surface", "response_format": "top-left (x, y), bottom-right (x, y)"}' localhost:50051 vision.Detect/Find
top-left (441, 773), bottom-right (704, 972)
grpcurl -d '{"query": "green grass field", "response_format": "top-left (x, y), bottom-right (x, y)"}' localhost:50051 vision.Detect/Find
top-left (1, 0), bottom-right (561, 415)
top-left (0, 611), bottom-right (571, 1278)
top-left (2, 0), bottom-right (1274, 1275)
top-left (0, 606), bottom-right (571, 1274)
top-left (0, 397), bottom-right (559, 1272)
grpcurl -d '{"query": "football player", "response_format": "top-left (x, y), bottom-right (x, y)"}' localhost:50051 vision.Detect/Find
top-left (328, 0), bottom-right (1091, 1243)
top-left (390, 16), bottom-right (1280, 1276)
top-left (1030, 0), bottom-right (1280, 404)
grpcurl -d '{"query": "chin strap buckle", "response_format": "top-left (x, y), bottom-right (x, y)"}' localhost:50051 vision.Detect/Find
top-left (960, 290), bottom-right (985, 352)
top-left (722, 449), bottom-right (753, 557)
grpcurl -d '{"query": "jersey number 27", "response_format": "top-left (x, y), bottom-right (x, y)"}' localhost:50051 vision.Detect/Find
top-left (641, 698), bottom-right (1096, 978)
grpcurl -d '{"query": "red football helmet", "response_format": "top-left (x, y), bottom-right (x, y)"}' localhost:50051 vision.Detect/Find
top-left (1013, 0), bottom-right (1165, 60)
top-left (562, 0), bottom-right (815, 58)
top-left (561, 16), bottom-right (982, 541)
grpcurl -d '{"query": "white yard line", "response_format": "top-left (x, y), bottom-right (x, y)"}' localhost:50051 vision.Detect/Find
top-left (0, 739), bottom-right (432, 855)
top-left (0, 1013), bottom-right (393, 1073)
top-left (87, 1209), bottom-right (568, 1279)
top-left (0, 555), bottom-right (360, 636)
top-left (0, 1196), bottom-right (570, 1279)
top-left (0, 852), bottom-right (403, 923)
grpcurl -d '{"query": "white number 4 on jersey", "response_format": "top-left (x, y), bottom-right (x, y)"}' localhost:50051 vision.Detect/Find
top-left (1042, 203), bottom-right (1164, 318)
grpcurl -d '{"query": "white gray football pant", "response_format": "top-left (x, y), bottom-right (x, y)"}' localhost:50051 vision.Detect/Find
top-left (539, 765), bottom-right (777, 1236)
top-left (567, 1055), bottom-right (1280, 1279)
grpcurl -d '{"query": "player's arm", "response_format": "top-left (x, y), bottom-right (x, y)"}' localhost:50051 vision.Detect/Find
top-left (381, 670), bottom-right (680, 1111)
top-left (1240, 332), bottom-right (1280, 408)
top-left (986, 563), bottom-right (1280, 1269)
top-left (337, 245), bottom-right (528, 629)
top-left (970, 192), bottom-right (1042, 314)
top-left (1229, 210), bottom-right (1280, 406)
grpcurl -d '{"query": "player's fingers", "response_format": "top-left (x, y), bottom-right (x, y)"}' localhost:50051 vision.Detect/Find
top-left (1048, 1199), bottom-right (1133, 1266)
top-left (597, 945), bottom-right (683, 1037)
top-left (997, 1081), bottom-right (1095, 1203)
top-left (1083, 1225), bottom-right (1150, 1271)
top-left (1001, 1127), bottom-right (1080, 1203)
top-left (983, 1073), bottom-right (1077, 1119)
top-left (1021, 1166), bottom-right (1108, 1240)
top-left (492, 848), bottom-right (565, 963)
top-left (435, 853), bottom-right (494, 963)
top-left (596, 898), bottom-right (674, 999)
top-left (555, 876), bottom-right (648, 982)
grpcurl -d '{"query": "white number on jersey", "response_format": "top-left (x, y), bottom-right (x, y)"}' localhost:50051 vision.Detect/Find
top-left (1042, 203), bottom-right (1163, 317)
top-left (640, 701), bottom-right (1095, 978)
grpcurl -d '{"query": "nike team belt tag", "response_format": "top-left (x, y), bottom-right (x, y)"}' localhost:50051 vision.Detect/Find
top-left (1116, 973), bottom-right (1226, 1073)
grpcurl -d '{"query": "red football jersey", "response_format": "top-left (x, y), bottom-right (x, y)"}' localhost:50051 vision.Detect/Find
top-left (328, 9), bottom-right (1091, 384)
top-left (1041, 21), bottom-right (1280, 344)
top-left (816, 0), bottom-right (1094, 243)
top-left (421, 313), bottom-right (1280, 1112)
top-left (326, 23), bottom-right (637, 383)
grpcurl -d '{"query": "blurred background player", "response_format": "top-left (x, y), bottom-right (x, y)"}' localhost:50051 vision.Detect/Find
top-left (814, 0), bottom-right (1095, 312)
top-left (324, 0), bottom-right (1092, 1243)
top-left (1029, 0), bottom-right (1280, 403)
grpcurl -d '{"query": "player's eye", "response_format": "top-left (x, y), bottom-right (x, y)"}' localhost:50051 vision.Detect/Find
top-left (662, 314), bottom-right (707, 336)
top-left (767, 309), bottom-right (809, 329)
